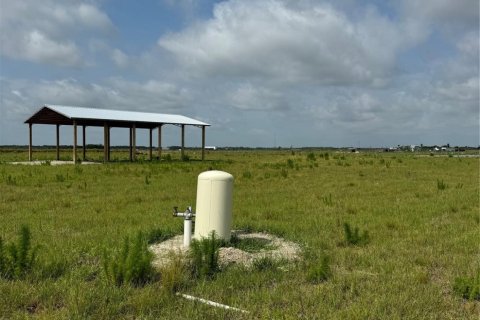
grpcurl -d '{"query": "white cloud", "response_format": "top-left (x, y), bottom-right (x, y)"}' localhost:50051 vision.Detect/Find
top-left (159, 0), bottom-right (422, 86)
top-left (0, 1), bottom-right (113, 66)
top-left (111, 49), bottom-right (130, 68)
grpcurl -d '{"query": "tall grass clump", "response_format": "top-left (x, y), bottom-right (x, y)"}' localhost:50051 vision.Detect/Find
top-left (0, 225), bottom-right (38, 279)
top-left (343, 222), bottom-right (369, 246)
top-left (437, 179), bottom-right (448, 190)
top-left (306, 255), bottom-right (332, 284)
top-left (189, 232), bottom-right (221, 279)
top-left (103, 232), bottom-right (155, 287)
top-left (453, 271), bottom-right (480, 301)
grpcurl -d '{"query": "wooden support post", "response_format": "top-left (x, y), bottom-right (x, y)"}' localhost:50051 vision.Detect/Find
top-left (202, 126), bottom-right (206, 161)
top-left (107, 126), bottom-right (110, 161)
top-left (149, 128), bottom-right (153, 161)
top-left (56, 124), bottom-right (60, 160)
top-left (181, 124), bottom-right (185, 160)
top-left (103, 123), bottom-right (108, 163)
top-left (132, 124), bottom-right (136, 161)
top-left (82, 125), bottom-right (86, 160)
top-left (129, 127), bottom-right (133, 161)
top-left (73, 121), bottom-right (77, 163)
top-left (28, 123), bottom-right (32, 161)
top-left (158, 125), bottom-right (162, 160)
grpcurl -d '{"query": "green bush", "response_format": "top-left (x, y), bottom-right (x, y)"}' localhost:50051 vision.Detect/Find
top-left (453, 271), bottom-right (480, 301)
top-left (103, 232), bottom-right (155, 287)
top-left (189, 232), bottom-right (221, 279)
top-left (0, 225), bottom-right (38, 279)
top-left (437, 179), bottom-right (448, 190)
top-left (343, 222), bottom-right (369, 246)
top-left (306, 255), bottom-right (331, 284)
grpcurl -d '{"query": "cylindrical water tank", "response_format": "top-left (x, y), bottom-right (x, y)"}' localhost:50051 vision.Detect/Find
top-left (194, 170), bottom-right (233, 241)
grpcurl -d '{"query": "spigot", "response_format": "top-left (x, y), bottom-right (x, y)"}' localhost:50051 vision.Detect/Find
top-left (173, 206), bottom-right (195, 220)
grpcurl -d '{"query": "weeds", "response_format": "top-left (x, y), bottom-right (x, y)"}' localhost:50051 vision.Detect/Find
top-left (453, 271), bottom-right (480, 301)
top-left (437, 179), bottom-right (448, 190)
top-left (227, 235), bottom-right (275, 253)
top-left (343, 222), bottom-right (369, 246)
top-left (307, 153), bottom-right (316, 161)
top-left (252, 256), bottom-right (277, 271)
top-left (145, 228), bottom-right (175, 245)
top-left (103, 232), bottom-right (155, 286)
top-left (189, 232), bottom-right (221, 279)
top-left (0, 225), bottom-right (38, 279)
top-left (322, 194), bottom-right (333, 206)
top-left (306, 255), bottom-right (331, 284)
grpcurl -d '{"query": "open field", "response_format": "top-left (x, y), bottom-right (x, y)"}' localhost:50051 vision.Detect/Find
top-left (0, 149), bottom-right (479, 319)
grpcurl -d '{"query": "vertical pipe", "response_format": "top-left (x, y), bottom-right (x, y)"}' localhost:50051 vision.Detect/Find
top-left (82, 125), bottom-right (86, 160)
top-left (149, 127), bottom-right (153, 161)
top-left (181, 124), bottom-right (185, 160)
top-left (28, 123), bottom-right (32, 161)
top-left (158, 125), bottom-right (162, 160)
top-left (73, 120), bottom-right (77, 163)
top-left (184, 219), bottom-right (192, 248)
top-left (132, 124), bottom-right (136, 161)
top-left (56, 124), bottom-right (60, 160)
top-left (103, 123), bottom-right (108, 163)
top-left (129, 127), bottom-right (133, 162)
top-left (201, 126), bottom-right (206, 161)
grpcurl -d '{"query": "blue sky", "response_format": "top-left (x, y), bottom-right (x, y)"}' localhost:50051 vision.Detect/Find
top-left (0, 0), bottom-right (478, 147)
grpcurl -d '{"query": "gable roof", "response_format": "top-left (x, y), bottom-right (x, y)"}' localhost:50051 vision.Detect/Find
top-left (25, 105), bottom-right (210, 128)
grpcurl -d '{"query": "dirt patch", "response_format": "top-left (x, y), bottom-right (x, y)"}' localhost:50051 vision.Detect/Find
top-left (149, 231), bottom-right (301, 269)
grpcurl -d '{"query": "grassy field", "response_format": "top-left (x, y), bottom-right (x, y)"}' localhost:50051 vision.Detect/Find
top-left (0, 149), bottom-right (478, 319)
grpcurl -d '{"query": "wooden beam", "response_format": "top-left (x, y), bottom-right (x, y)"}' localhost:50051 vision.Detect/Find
top-left (202, 126), bottom-right (206, 161)
top-left (132, 124), bottom-right (136, 161)
top-left (129, 127), bottom-right (133, 162)
top-left (82, 125), bottom-right (86, 160)
top-left (56, 124), bottom-right (60, 160)
top-left (107, 125), bottom-right (110, 161)
top-left (28, 123), bottom-right (32, 161)
top-left (73, 120), bottom-right (77, 163)
top-left (158, 125), bottom-right (162, 159)
top-left (181, 124), bottom-right (185, 160)
top-left (103, 123), bottom-right (108, 163)
top-left (149, 128), bottom-right (153, 161)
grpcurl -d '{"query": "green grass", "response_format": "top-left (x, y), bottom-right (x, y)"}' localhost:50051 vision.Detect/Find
top-left (0, 149), bottom-right (479, 318)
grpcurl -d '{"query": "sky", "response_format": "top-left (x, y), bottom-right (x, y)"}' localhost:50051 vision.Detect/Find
top-left (0, 0), bottom-right (478, 148)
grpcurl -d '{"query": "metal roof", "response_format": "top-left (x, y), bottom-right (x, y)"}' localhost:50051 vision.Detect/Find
top-left (26, 105), bottom-right (210, 127)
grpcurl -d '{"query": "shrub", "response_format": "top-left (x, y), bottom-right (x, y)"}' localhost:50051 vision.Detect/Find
top-left (286, 159), bottom-right (295, 169)
top-left (437, 179), bottom-right (448, 190)
top-left (343, 223), bottom-right (369, 246)
top-left (0, 225), bottom-right (38, 279)
top-left (322, 194), bottom-right (333, 206)
top-left (306, 255), bottom-right (331, 284)
top-left (306, 153), bottom-right (316, 161)
top-left (453, 271), bottom-right (480, 301)
top-left (189, 232), bottom-right (221, 279)
top-left (103, 232), bottom-right (155, 286)
top-left (242, 171), bottom-right (253, 179)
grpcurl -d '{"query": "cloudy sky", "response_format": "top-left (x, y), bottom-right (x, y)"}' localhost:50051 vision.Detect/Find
top-left (0, 0), bottom-right (478, 147)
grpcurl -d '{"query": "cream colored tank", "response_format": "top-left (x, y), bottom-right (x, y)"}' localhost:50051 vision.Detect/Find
top-left (194, 170), bottom-right (233, 241)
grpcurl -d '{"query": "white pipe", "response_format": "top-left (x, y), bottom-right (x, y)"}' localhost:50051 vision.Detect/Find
top-left (184, 219), bottom-right (192, 247)
top-left (176, 293), bottom-right (249, 314)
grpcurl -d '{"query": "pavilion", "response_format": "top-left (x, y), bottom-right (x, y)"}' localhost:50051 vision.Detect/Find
top-left (25, 105), bottom-right (210, 162)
